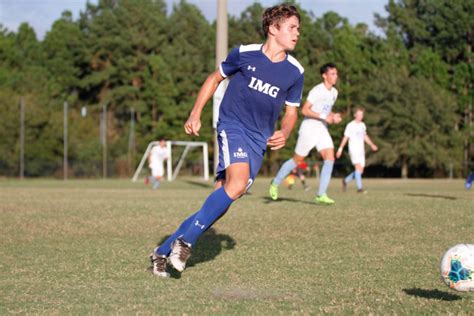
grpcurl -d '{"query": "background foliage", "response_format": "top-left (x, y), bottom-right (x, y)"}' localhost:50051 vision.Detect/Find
top-left (0, 0), bottom-right (472, 178)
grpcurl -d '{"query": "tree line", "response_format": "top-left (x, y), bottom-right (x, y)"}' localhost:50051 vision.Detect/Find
top-left (0, 0), bottom-right (472, 178)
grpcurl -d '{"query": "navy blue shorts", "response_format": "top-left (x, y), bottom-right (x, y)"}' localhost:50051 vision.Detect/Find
top-left (215, 125), bottom-right (265, 190)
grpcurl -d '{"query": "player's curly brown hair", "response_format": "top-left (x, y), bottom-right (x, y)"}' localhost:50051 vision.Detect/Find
top-left (262, 4), bottom-right (300, 39)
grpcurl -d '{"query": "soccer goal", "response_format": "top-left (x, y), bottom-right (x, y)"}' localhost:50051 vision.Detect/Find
top-left (132, 140), bottom-right (209, 182)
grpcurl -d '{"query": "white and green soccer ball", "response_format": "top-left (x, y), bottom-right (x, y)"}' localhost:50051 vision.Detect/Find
top-left (440, 244), bottom-right (474, 292)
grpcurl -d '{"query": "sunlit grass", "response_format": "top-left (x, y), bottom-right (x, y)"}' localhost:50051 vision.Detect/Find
top-left (1, 178), bottom-right (473, 314)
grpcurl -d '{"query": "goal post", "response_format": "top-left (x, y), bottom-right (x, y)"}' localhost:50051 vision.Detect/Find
top-left (132, 140), bottom-right (209, 182)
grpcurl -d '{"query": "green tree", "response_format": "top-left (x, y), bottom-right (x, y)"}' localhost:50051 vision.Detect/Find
top-left (366, 68), bottom-right (459, 178)
top-left (382, 0), bottom-right (473, 173)
top-left (42, 11), bottom-right (88, 98)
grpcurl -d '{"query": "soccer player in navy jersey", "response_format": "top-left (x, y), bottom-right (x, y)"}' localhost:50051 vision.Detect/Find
top-left (466, 171), bottom-right (474, 190)
top-left (149, 4), bottom-right (305, 277)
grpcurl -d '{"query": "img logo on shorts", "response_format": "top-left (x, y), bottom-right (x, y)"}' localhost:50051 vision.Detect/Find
top-left (233, 148), bottom-right (248, 159)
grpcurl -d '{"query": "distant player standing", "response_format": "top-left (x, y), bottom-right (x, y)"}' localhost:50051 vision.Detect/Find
top-left (149, 4), bottom-right (304, 277)
top-left (147, 139), bottom-right (169, 189)
top-left (336, 107), bottom-right (378, 193)
top-left (269, 63), bottom-right (341, 204)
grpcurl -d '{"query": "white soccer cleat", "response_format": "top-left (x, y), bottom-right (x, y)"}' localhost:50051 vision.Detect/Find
top-left (149, 248), bottom-right (170, 278)
top-left (169, 238), bottom-right (192, 272)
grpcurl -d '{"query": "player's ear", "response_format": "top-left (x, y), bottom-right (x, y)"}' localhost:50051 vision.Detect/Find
top-left (268, 23), bottom-right (278, 37)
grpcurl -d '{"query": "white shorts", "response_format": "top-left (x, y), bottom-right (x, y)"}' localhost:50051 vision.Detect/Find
top-left (349, 151), bottom-right (365, 167)
top-left (295, 122), bottom-right (334, 156)
top-left (151, 165), bottom-right (164, 177)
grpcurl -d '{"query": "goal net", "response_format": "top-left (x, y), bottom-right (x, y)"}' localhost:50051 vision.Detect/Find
top-left (132, 140), bottom-right (209, 182)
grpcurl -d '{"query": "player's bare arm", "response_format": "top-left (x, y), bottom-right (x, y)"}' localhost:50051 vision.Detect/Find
top-left (268, 105), bottom-right (298, 150)
top-left (364, 135), bottom-right (378, 151)
top-left (336, 136), bottom-right (349, 159)
top-left (184, 70), bottom-right (225, 136)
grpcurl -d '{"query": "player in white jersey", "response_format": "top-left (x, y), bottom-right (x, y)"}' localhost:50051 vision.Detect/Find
top-left (336, 107), bottom-right (378, 193)
top-left (147, 139), bottom-right (169, 189)
top-left (269, 63), bottom-right (342, 205)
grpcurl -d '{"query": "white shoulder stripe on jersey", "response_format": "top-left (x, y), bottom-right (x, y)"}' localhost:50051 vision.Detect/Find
top-left (219, 64), bottom-right (228, 78)
top-left (239, 44), bottom-right (262, 53)
top-left (287, 55), bottom-right (304, 74)
top-left (285, 101), bottom-right (300, 107)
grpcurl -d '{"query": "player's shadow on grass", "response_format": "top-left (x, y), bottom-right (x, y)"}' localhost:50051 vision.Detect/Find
top-left (404, 193), bottom-right (457, 200)
top-left (262, 196), bottom-right (315, 205)
top-left (403, 288), bottom-right (461, 301)
top-left (184, 180), bottom-right (214, 188)
top-left (157, 228), bottom-right (236, 278)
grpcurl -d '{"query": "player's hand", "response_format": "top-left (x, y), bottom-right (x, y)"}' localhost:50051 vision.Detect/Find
top-left (267, 130), bottom-right (287, 150)
top-left (324, 113), bottom-right (334, 124)
top-left (184, 115), bottom-right (201, 136)
top-left (371, 144), bottom-right (378, 151)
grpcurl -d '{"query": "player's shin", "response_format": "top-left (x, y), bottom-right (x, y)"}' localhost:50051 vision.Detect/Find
top-left (318, 160), bottom-right (334, 196)
top-left (355, 170), bottom-right (363, 190)
top-left (273, 158), bottom-right (297, 185)
top-left (168, 185), bottom-right (234, 272)
top-left (345, 172), bottom-right (354, 183)
top-left (182, 187), bottom-right (234, 245)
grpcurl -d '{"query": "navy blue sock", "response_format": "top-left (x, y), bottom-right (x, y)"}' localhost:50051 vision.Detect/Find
top-left (156, 212), bottom-right (198, 256)
top-left (182, 187), bottom-right (234, 246)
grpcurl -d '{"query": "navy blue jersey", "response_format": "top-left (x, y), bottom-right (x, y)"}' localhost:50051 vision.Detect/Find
top-left (218, 44), bottom-right (304, 148)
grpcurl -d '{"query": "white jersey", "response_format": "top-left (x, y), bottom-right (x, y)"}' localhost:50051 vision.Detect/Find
top-left (149, 145), bottom-right (169, 169)
top-left (344, 120), bottom-right (366, 154)
top-left (299, 83), bottom-right (338, 131)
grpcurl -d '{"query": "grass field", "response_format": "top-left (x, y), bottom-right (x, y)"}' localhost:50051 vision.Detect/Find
top-left (1, 177), bottom-right (473, 314)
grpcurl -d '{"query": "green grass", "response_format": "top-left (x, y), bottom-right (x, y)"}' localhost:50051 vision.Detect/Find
top-left (1, 178), bottom-right (473, 314)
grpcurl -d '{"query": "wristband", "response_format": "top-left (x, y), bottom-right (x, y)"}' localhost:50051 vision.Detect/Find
top-left (319, 113), bottom-right (327, 120)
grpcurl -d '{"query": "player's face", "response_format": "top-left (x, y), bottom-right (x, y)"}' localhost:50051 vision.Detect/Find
top-left (354, 110), bottom-right (364, 122)
top-left (323, 68), bottom-right (338, 86)
top-left (273, 16), bottom-right (300, 51)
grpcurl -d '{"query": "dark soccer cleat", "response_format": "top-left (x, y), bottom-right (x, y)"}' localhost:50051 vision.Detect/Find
top-left (357, 189), bottom-right (367, 194)
top-left (149, 248), bottom-right (170, 277)
top-left (169, 237), bottom-right (192, 272)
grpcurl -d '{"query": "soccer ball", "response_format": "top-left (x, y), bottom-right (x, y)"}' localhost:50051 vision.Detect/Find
top-left (440, 244), bottom-right (474, 292)
top-left (285, 174), bottom-right (296, 187)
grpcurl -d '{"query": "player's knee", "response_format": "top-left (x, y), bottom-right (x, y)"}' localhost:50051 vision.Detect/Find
top-left (293, 155), bottom-right (305, 164)
top-left (224, 179), bottom-right (249, 199)
top-left (321, 151), bottom-right (335, 161)
top-left (355, 165), bottom-right (364, 173)
top-left (324, 157), bottom-right (335, 163)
